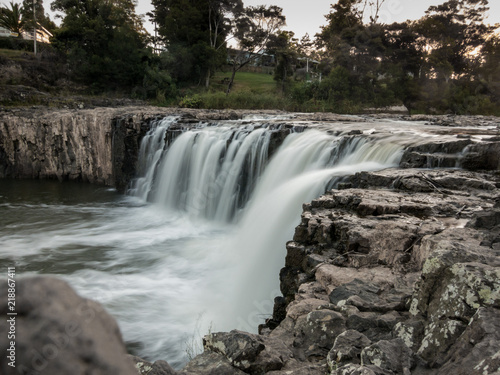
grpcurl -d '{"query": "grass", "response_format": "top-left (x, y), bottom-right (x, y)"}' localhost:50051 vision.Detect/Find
top-left (0, 48), bottom-right (34, 60)
top-left (174, 70), bottom-right (291, 110)
top-left (211, 71), bottom-right (277, 95)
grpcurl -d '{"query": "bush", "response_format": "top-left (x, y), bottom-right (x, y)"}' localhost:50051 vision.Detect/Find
top-left (179, 94), bottom-right (203, 108)
top-left (141, 65), bottom-right (177, 100)
top-left (0, 37), bottom-right (34, 51)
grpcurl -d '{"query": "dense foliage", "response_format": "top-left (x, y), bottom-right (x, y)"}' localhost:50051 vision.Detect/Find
top-left (49, 0), bottom-right (150, 91)
top-left (1, 0), bottom-right (499, 114)
top-left (308, 0), bottom-right (500, 114)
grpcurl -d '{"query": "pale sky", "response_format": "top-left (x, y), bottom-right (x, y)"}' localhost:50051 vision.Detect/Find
top-left (20, 0), bottom-right (500, 39)
top-left (134, 0), bottom-right (500, 39)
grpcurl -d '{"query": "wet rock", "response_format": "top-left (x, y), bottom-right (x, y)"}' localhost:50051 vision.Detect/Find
top-left (360, 339), bottom-right (413, 374)
top-left (0, 276), bottom-right (137, 375)
top-left (130, 355), bottom-right (178, 375)
top-left (399, 140), bottom-right (472, 169)
top-left (178, 352), bottom-right (246, 375)
top-left (327, 330), bottom-right (372, 369)
top-left (461, 141), bottom-right (500, 171)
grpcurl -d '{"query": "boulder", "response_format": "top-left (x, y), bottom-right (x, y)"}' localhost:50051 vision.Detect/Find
top-left (202, 330), bottom-right (293, 374)
top-left (0, 276), bottom-right (138, 375)
top-left (327, 330), bottom-right (372, 368)
top-left (360, 339), bottom-right (413, 374)
top-left (130, 355), bottom-right (178, 375)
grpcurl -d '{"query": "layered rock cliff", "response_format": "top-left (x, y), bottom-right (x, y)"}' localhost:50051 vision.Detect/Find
top-left (0, 107), bottom-right (294, 192)
top-left (0, 107), bottom-right (173, 190)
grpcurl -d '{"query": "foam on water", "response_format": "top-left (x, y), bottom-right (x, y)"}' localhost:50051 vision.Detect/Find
top-left (0, 118), bottom-right (408, 369)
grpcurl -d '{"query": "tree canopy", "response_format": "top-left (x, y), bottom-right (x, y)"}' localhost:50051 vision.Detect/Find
top-left (226, 5), bottom-right (285, 93)
top-left (51, 0), bottom-right (149, 91)
top-left (0, 1), bottom-right (26, 35)
top-left (1, 0), bottom-right (499, 114)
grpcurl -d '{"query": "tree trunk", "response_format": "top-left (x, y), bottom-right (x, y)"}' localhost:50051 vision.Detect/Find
top-left (205, 69), bottom-right (211, 88)
top-left (226, 65), bottom-right (237, 95)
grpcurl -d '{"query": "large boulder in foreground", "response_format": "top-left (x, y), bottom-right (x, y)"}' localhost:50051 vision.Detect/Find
top-left (0, 276), bottom-right (138, 375)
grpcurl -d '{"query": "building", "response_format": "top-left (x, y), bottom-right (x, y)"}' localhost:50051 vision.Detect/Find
top-left (0, 24), bottom-right (52, 44)
top-left (0, 26), bottom-right (19, 38)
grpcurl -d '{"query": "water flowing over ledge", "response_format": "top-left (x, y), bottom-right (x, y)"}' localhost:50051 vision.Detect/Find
top-left (126, 117), bottom-right (409, 342)
top-left (1, 108), bottom-right (499, 371)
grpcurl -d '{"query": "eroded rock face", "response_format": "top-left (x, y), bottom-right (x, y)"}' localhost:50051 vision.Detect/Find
top-left (0, 107), bottom-right (297, 192)
top-left (0, 107), bottom-right (170, 190)
top-left (0, 276), bottom-right (138, 375)
top-left (182, 168), bottom-right (500, 375)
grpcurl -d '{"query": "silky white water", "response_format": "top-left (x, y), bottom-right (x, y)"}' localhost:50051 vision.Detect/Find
top-left (0, 117), bottom-right (408, 369)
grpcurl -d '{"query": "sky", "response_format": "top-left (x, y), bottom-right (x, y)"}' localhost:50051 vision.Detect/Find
top-left (133, 0), bottom-right (500, 39)
top-left (15, 0), bottom-right (500, 38)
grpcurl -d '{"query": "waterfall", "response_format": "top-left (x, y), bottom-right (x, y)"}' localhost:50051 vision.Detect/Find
top-left (132, 120), bottom-right (273, 222)
top-left (131, 116), bottom-right (178, 201)
top-left (130, 118), bottom-right (405, 335)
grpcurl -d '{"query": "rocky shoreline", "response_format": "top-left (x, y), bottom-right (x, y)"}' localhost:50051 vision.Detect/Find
top-left (0, 108), bottom-right (499, 374)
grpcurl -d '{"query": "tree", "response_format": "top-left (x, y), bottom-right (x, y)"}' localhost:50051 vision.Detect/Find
top-left (22, 0), bottom-right (57, 32)
top-left (317, 0), bottom-right (390, 106)
top-left (0, 1), bottom-right (26, 36)
top-left (150, 0), bottom-right (243, 87)
top-left (384, 21), bottom-right (425, 112)
top-left (150, 0), bottom-right (209, 85)
top-left (206, 0), bottom-right (243, 86)
top-left (226, 5), bottom-right (285, 94)
top-left (479, 35), bottom-right (500, 103)
top-left (416, 0), bottom-right (494, 80)
top-left (267, 30), bottom-right (297, 92)
top-left (51, 0), bottom-right (149, 91)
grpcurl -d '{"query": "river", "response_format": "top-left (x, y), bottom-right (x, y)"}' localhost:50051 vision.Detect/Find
top-left (0, 116), bottom-right (444, 368)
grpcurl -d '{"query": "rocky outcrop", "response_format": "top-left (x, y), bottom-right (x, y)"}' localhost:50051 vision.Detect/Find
top-left (266, 168), bottom-right (500, 375)
top-left (0, 276), bottom-right (138, 375)
top-left (0, 107), bottom-right (297, 192)
top-left (177, 167), bottom-right (500, 375)
top-left (0, 107), bottom-right (176, 190)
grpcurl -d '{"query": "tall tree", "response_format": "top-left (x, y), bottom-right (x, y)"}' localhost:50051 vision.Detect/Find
top-left (226, 5), bottom-right (285, 94)
top-left (479, 35), bottom-right (500, 102)
top-left (317, 0), bottom-right (389, 104)
top-left (20, 0), bottom-right (57, 36)
top-left (268, 30), bottom-right (297, 92)
top-left (416, 0), bottom-right (494, 80)
top-left (206, 0), bottom-right (243, 86)
top-left (51, 0), bottom-right (149, 90)
top-left (384, 21), bottom-right (425, 112)
top-left (0, 2), bottom-right (26, 36)
top-left (150, 0), bottom-right (241, 86)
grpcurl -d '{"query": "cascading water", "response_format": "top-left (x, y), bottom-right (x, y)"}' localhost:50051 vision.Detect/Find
top-left (132, 119), bottom-right (273, 222)
top-left (0, 115), bottom-right (410, 370)
top-left (129, 119), bottom-right (405, 336)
